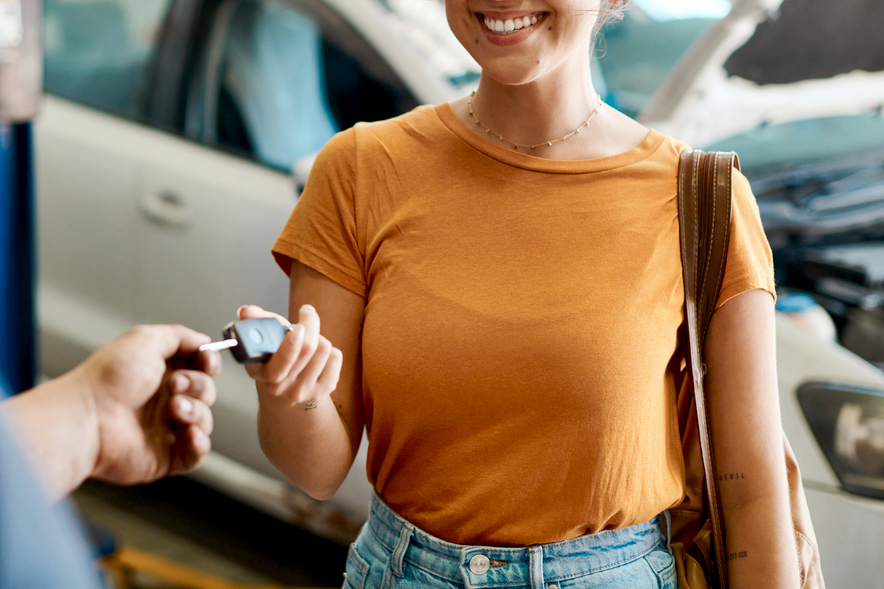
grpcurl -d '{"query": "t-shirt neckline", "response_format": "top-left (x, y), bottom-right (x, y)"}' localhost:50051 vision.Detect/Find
top-left (434, 102), bottom-right (665, 174)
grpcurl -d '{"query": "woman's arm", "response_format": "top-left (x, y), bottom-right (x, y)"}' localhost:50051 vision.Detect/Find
top-left (704, 288), bottom-right (801, 588)
top-left (241, 261), bottom-right (365, 500)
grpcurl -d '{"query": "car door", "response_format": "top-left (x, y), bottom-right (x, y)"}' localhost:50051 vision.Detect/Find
top-left (133, 0), bottom-right (419, 517)
top-left (36, 0), bottom-right (175, 376)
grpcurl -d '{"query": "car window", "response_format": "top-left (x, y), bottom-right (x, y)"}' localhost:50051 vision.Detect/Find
top-left (43, 0), bottom-right (172, 118)
top-left (207, 0), bottom-right (418, 171)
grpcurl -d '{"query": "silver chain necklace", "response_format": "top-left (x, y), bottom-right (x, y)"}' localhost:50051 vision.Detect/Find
top-left (467, 91), bottom-right (602, 151)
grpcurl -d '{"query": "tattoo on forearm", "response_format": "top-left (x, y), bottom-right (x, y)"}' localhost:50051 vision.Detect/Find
top-left (727, 551), bottom-right (748, 562)
top-left (718, 472), bottom-right (745, 482)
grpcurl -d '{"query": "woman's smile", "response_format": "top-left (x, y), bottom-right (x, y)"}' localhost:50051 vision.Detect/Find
top-left (475, 10), bottom-right (550, 45)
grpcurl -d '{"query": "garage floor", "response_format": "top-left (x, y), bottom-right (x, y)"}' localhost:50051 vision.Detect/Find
top-left (71, 477), bottom-right (349, 588)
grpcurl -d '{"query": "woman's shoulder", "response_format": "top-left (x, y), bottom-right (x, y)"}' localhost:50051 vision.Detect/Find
top-left (307, 104), bottom-right (452, 194)
top-left (352, 104), bottom-right (445, 142)
top-left (316, 105), bottom-right (446, 163)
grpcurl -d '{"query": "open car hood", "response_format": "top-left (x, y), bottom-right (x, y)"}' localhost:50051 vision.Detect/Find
top-left (639, 0), bottom-right (884, 147)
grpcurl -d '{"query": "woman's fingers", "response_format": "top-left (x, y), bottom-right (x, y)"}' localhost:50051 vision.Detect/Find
top-left (316, 347), bottom-right (344, 396)
top-left (290, 305), bottom-right (321, 376)
top-left (258, 324), bottom-right (306, 386)
top-left (239, 304), bottom-right (342, 403)
top-left (293, 336), bottom-right (333, 396)
top-left (237, 304), bottom-right (289, 326)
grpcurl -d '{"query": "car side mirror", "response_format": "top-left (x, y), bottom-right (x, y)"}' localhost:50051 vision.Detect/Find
top-left (799, 380), bottom-right (884, 499)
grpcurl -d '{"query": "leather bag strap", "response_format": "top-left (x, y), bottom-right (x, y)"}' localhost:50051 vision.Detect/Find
top-left (677, 149), bottom-right (739, 587)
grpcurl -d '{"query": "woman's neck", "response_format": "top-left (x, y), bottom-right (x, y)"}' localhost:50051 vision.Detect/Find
top-left (451, 63), bottom-right (651, 162)
top-left (469, 65), bottom-right (599, 150)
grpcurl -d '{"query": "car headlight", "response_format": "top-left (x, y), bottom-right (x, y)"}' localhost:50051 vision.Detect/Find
top-left (799, 381), bottom-right (884, 499)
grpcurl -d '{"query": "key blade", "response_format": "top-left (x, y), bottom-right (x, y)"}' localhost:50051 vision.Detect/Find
top-left (199, 338), bottom-right (238, 352)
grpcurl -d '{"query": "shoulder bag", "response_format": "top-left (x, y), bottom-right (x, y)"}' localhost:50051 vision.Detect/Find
top-left (671, 149), bottom-right (825, 588)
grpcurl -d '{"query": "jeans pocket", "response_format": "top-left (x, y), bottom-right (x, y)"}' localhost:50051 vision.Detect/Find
top-left (343, 542), bottom-right (370, 589)
top-left (642, 545), bottom-right (677, 589)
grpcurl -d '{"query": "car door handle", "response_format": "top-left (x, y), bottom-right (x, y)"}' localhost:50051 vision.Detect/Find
top-left (138, 192), bottom-right (192, 228)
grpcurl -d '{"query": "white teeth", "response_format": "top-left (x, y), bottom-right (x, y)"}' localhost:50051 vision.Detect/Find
top-left (483, 13), bottom-right (542, 35)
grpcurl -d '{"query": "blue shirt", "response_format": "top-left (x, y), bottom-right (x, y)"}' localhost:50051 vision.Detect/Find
top-left (0, 412), bottom-right (102, 588)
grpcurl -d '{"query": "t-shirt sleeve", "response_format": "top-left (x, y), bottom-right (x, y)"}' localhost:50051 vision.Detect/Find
top-left (715, 167), bottom-right (777, 309)
top-left (271, 128), bottom-right (367, 298)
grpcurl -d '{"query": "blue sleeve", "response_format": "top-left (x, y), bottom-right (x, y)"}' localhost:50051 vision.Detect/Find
top-left (0, 413), bottom-right (103, 589)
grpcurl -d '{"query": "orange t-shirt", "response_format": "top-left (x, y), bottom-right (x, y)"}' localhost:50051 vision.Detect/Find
top-left (271, 104), bottom-right (776, 546)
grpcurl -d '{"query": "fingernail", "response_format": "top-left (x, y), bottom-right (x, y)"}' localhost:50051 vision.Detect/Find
top-left (301, 304), bottom-right (315, 313)
top-left (176, 395), bottom-right (194, 414)
top-left (172, 373), bottom-right (189, 394)
top-left (236, 305), bottom-right (248, 317)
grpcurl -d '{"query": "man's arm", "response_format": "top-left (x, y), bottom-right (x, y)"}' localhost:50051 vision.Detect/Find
top-left (1, 325), bottom-right (221, 499)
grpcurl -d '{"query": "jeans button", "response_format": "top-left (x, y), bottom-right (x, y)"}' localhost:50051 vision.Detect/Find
top-left (469, 554), bottom-right (491, 575)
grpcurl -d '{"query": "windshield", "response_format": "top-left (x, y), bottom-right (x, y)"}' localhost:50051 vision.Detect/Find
top-left (594, 0), bottom-right (732, 117)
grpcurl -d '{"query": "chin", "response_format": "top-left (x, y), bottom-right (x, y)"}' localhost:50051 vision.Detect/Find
top-left (479, 60), bottom-right (546, 87)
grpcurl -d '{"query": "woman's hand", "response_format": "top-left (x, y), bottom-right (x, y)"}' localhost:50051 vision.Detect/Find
top-left (238, 304), bottom-right (343, 408)
top-left (235, 262), bottom-right (365, 500)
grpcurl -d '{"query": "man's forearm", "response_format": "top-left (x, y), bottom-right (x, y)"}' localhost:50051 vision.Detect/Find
top-left (1, 371), bottom-right (100, 499)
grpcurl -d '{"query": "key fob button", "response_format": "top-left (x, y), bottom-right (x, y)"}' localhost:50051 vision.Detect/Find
top-left (221, 318), bottom-right (289, 364)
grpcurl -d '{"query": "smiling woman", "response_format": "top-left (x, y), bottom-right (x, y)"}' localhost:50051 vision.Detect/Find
top-left (244, 1), bottom-right (805, 588)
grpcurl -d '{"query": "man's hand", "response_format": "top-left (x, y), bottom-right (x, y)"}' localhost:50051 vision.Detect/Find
top-left (2, 324), bottom-right (221, 498)
top-left (76, 325), bottom-right (221, 485)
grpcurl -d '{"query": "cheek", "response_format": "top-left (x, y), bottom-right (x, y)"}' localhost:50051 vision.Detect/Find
top-left (445, 3), bottom-right (477, 47)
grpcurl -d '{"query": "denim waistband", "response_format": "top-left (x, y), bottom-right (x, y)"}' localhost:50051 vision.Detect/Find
top-left (366, 492), bottom-right (668, 588)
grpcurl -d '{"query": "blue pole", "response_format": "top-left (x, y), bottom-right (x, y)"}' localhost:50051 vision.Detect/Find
top-left (0, 122), bottom-right (37, 394)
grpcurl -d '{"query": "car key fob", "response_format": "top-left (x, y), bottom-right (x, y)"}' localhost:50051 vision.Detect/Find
top-left (222, 318), bottom-right (290, 363)
top-left (198, 318), bottom-right (291, 363)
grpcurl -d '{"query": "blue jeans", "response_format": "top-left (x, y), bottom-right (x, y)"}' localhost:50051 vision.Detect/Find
top-left (343, 493), bottom-right (677, 589)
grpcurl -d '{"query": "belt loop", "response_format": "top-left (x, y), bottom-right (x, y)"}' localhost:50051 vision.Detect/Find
top-left (663, 510), bottom-right (672, 548)
top-left (529, 546), bottom-right (544, 589)
top-left (391, 522), bottom-right (414, 577)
